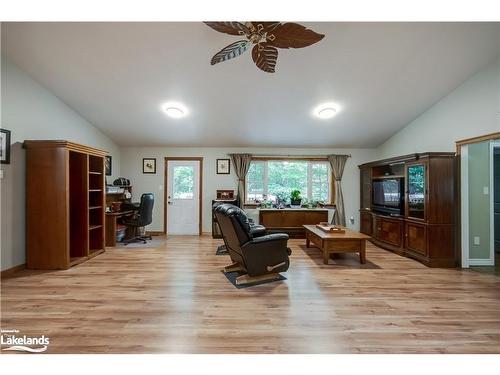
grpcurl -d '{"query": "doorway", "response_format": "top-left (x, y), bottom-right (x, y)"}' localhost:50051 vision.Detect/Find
top-left (165, 157), bottom-right (203, 235)
top-left (458, 134), bottom-right (500, 268)
top-left (493, 144), bottom-right (500, 266)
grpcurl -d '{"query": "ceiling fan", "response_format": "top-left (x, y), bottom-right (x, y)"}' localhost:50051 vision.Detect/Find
top-left (204, 22), bottom-right (324, 73)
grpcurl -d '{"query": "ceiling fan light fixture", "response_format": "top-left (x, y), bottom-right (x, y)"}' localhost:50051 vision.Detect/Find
top-left (162, 102), bottom-right (188, 118)
top-left (314, 103), bottom-right (339, 119)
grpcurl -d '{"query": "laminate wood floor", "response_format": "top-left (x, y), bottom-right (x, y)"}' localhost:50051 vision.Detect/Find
top-left (1, 235), bottom-right (499, 354)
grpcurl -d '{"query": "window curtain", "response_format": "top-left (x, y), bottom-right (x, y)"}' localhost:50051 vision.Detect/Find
top-left (228, 153), bottom-right (252, 208)
top-left (327, 154), bottom-right (349, 226)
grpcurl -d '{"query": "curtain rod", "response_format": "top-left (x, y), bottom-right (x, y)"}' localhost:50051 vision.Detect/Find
top-left (249, 154), bottom-right (352, 158)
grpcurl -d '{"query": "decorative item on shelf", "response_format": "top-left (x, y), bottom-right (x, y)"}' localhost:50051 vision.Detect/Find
top-left (216, 189), bottom-right (235, 200)
top-left (113, 177), bottom-right (130, 187)
top-left (105, 155), bottom-right (112, 176)
top-left (216, 158), bottom-right (230, 174)
top-left (260, 200), bottom-right (272, 209)
top-left (316, 223), bottom-right (345, 234)
top-left (106, 185), bottom-right (124, 194)
top-left (111, 201), bottom-right (122, 212)
top-left (143, 158), bottom-right (156, 174)
top-left (275, 191), bottom-right (287, 209)
top-left (123, 189), bottom-right (132, 199)
top-left (290, 190), bottom-right (302, 208)
top-left (0, 128), bottom-right (11, 164)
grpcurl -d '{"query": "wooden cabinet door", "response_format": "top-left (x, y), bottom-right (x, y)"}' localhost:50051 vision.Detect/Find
top-left (405, 221), bottom-right (427, 255)
top-left (376, 217), bottom-right (403, 247)
top-left (406, 161), bottom-right (427, 220)
top-left (360, 167), bottom-right (372, 210)
top-left (360, 211), bottom-right (372, 236)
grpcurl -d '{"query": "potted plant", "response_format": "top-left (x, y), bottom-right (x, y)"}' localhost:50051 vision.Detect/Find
top-left (290, 190), bottom-right (302, 208)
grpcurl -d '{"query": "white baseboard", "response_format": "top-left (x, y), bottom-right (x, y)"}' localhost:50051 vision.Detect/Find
top-left (468, 258), bottom-right (495, 266)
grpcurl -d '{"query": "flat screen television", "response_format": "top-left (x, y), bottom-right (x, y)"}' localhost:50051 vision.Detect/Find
top-left (372, 178), bottom-right (404, 215)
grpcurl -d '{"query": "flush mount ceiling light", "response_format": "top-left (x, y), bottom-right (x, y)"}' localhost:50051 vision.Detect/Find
top-left (162, 102), bottom-right (188, 118)
top-left (313, 103), bottom-right (339, 119)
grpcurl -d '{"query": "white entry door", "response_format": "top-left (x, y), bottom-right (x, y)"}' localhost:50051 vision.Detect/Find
top-left (166, 160), bottom-right (201, 235)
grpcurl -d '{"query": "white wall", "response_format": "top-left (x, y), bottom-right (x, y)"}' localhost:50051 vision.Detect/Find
top-left (120, 147), bottom-right (378, 234)
top-left (4, 49), bottom-right (497, 271)
top-left (0, 57), bottom-right (121, 270)
top-left (377, 58), bottom-right (500, 265)
top-left (378, 58), bottom-right (500, 158)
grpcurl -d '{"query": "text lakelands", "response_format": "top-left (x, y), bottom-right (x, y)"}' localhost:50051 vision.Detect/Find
top-left (1, 334), bottom-right (50, 346)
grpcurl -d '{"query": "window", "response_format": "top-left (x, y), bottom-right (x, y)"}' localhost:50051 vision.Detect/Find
top-left (173, 166), bottom-right (194, 199)
top-left (246, 159), bottom-right (333, 203)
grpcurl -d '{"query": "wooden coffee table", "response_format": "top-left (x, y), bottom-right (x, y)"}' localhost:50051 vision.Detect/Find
top-left (303, 225), bottom-right (370, 264)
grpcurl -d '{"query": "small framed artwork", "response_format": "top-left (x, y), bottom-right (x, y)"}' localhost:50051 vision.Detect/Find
top-left (216, 158), bottom-right (230, 174)
top-left (143, 158), bottom-right (157, 174)
top-left (105, 155), bottom-right (112, 176)
top-left (0, 128), bottom-right (11, 164)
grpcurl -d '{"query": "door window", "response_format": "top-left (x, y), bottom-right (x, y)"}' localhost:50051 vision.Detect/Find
top-left (173, 166), bottom-right (194, 199)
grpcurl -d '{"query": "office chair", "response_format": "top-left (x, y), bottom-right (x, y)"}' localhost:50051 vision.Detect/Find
top-left (122, 193), bottom-right (154, 245)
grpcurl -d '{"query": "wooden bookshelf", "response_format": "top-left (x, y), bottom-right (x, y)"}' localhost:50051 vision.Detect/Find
top-left (24, 140), bottom-right (107, 270)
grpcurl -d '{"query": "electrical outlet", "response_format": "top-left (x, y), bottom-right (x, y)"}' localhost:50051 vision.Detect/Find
top-left (158, 185), bottom-right (163, 191)
top-left (473, 236), bottom-right (480, 245)
top-left (483, 186), bottom-right (489, 195)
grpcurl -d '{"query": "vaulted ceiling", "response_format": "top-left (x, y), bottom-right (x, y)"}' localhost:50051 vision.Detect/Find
top-left (2, 22), bottom-right (499, 147)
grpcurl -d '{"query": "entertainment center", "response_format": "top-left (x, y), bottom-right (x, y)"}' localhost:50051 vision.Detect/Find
top-left (359, 152), bottom-right (456, 267)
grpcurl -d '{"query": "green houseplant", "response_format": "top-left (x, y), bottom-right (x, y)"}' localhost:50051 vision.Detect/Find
top-left (290, 190), bottom-right (302, 207)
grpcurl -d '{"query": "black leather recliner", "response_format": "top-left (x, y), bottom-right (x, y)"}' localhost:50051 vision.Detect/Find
top-left (214, 203), bottom-right (291, 284)
top-left (213, 201), bottom-right (266, 254)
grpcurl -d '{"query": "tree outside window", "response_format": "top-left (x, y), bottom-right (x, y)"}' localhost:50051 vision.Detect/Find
top-left (246, 160), bottom-right (331, 203)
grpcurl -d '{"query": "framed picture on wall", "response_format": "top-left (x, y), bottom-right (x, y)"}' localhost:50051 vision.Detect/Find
top-left (143, 158), bottom-right (157, 174)
top-left (105, 155), bottom-right (112, 176)
top-left (0, 128), bottom-right (11, 164)
top-left (216, 158), bottom-right (230, 174)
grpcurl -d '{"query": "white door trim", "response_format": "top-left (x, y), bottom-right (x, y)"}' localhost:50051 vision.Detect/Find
top-left (462, 142), bottom-right (498, 267)
top-left (488, 141), bottom-right (500, 265)
top-left (164, 157), bottom-right (203, 236)
top-left (460, 145), bottom-right (469, 268)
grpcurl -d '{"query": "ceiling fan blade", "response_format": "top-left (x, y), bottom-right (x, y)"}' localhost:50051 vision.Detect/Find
top-left (251, 22), bottom-right (281, 33)
top-left (267, 22), bottom-right (324, 49)
top-left (252, 43), bottom-right (278, 73)
top-left (204, 22), bottom-right (249, 36)
top-left (210, 40), bottom-right (251, 66)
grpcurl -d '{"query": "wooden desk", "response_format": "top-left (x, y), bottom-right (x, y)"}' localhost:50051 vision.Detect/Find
top-left (304, 225), bottom-right (370, 264)
top-left (105, 210), bottom-right (134, 247)
top-left (259, 209), bottom-right (329, 238)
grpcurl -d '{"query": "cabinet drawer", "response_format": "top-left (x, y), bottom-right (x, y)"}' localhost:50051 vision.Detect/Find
top-left (405, 222), bottom-right (427, 255)
top-left (260, 210), bottom-right (328, 228)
